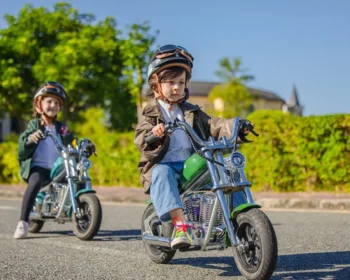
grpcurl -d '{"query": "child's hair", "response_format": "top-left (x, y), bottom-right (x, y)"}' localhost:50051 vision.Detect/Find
top-left (147, 66), bottom-right (191, 99)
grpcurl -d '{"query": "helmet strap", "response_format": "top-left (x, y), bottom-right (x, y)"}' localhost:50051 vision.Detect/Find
top-left (34, 96), bottom-right (57, 125)
top-left (153, 74), bottom-right (189, 109)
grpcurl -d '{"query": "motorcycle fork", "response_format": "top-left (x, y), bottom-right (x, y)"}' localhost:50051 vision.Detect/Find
top-left (62, 152), bottom-right (79, 215)
top-left (203, 150), bottom-right (241, 248)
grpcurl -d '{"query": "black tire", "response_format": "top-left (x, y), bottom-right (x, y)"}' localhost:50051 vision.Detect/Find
top-left (232, 208), bottom-right (278, 280)
top-left (72, 193), bottom-right (102, 241)
top-left (28, 204), bottom-right (44, 233)
top-left (28, 220), bottom-right (45, 233)
top-left (141, 204), bottom-right (176, 264)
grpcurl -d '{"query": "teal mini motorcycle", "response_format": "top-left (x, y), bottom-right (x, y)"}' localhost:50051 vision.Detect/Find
top-left (28, 132), bottom-right (102, 241)
top-left (141, 118), bottom-right (278, 280)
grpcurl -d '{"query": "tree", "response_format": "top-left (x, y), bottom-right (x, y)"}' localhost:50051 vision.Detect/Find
top-left (208, 57), bottom-right (254, 118)
top-left (120, 22), bottom-right (158, 122)
top-left (0, 2), bottom-right (157, 131)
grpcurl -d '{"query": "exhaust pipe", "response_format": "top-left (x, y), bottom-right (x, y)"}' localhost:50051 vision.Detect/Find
top-left (142, 233), bottom-right (172, 248)
top-left (29, 212), bottom-right (57, 220)
top-left (29, 212), bottom-right (44, 221)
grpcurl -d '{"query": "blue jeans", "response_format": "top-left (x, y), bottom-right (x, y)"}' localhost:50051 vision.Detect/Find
top-left (150, 161), bottom-right (247, 221)
top-left (150, 161), bottom-right (185, 222)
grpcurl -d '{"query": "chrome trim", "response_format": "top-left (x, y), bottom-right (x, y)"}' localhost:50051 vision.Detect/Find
top-left (238, 169), bottom-right (254, 203)
top-left (63, 153), bottom-right (78, 214)
top-left (216, 189), bottom-right (239, 246)
top-left (29, 212), bottom-right (71, 221)
top-left (142, 233), bottom-right (171, 247)
top-left (55, 185), bottom-right (70, 219)
top-left (204, 151), bottom-right (220, 187)
top-left (214, 152), bottom-right (230, 185)
top-left (176, 121), bottom-right (211, 147)
top-left (244, 187), bottom-right (254, 204)
top-left (200, 195), bottom-right (219, 250)
top-left (227, 117), bottom-right (241, 144)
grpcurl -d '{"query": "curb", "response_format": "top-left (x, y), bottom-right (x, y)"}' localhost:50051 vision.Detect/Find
top-left (1, 186), bottom-right (350, 210)
top-left (255, 197), bottom-right (350, 210)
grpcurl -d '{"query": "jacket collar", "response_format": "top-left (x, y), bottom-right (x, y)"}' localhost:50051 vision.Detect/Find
top-left (142, 98), bottom-right (200, 128)
top-left (142, 98), bottom-right (199, 117)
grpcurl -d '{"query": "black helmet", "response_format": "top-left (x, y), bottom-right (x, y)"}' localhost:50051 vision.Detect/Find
top-left (34, 81), bottom-right (67, 104)
top-left (147, 45), bottom-right (194, 80)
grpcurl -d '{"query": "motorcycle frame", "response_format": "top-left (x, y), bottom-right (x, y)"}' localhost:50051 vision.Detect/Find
top-left (181, 140), bottom-right (254, 251)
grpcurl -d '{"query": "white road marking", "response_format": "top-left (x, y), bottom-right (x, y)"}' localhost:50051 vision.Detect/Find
top-left (0, 206), bottom-right (17, 210)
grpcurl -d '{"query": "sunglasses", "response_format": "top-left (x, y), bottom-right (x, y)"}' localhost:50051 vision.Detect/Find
top-left (152, 44), bottom-right (194, 63)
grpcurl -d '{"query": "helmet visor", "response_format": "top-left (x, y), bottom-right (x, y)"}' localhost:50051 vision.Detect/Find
top-left (151, 45), bottom-right (194, 62)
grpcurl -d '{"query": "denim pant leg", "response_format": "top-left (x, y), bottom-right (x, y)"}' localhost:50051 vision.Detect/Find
top-left (150, 162), bottom-right (184, 222)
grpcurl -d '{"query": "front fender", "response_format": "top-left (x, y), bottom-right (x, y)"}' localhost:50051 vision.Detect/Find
top-left (224, 203), bottom-right (261, 248)
top-left (144, 198), bottom-right (152, 205)
top-left (230, 203), bottom-right (261, 220)
top-left (75, 189), bottom-right (96, 199)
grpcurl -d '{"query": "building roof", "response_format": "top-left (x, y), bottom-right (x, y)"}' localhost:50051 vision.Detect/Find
top-left (142, 80), bottom-right (285, 102)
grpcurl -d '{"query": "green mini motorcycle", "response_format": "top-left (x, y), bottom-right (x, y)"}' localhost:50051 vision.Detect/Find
top-left (141, 118), bottom-right (278, 280)
top-left (28, 132), bottom-right (102, 241)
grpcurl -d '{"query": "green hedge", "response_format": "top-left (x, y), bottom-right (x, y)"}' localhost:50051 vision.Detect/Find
top-left (67, 108), bottom-right (140, 186)
top-left (241, 110), bottom-right (350, 192)
top-left (0, 108), bottom-right (349, 192)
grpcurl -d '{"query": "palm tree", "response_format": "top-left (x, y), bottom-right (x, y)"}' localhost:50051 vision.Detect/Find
top-left (209, 57), bottom-right (255, 118)
top-left (215, 57), bottom-right (254, 84)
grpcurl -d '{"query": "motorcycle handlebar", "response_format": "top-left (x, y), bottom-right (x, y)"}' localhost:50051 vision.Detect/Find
top-left (145, 117), bottom-right (259, 147)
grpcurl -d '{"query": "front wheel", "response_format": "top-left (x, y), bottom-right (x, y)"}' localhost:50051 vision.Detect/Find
top-left (141, 204), bottom-right (176, 264)
top-left (232, 208), bottom-right (278, 280)
top-left (72, 193), bottom-right (102, 241)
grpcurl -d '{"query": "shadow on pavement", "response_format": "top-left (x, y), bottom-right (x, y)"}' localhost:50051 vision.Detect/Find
top-left (37, 229), bottom-right (141, 241)
top-left (171, 251), bottom-right (350, 279)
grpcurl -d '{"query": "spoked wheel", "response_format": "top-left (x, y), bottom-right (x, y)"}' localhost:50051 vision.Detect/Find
top-left (232, 208), bottom-right (278, 280)
top-left (72, 193), bottom-right (102, 241)
top-left (141, 204), bottom-right (176, 264)
top-left (28, 204), bottom-right (45, 233)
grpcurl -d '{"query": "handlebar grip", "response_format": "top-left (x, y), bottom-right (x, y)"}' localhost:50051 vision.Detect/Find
top-left (251, 130), bottom-right (259, 137)
top-left (145, 134), bottom-right (160, 145)
top-left (24, 138), bottom-right (37, 148)
top-left (24, 131), bottom-right (46, 148)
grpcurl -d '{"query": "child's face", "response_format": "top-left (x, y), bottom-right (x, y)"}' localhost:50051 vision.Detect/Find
top-left (160, 71), bottom-right (186, 102)
top-left (40, 95), bottom-right (61, 118)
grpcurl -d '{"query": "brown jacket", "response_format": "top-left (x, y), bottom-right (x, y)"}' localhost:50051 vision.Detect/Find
top-left (134, 98), bottom-right (234, 193)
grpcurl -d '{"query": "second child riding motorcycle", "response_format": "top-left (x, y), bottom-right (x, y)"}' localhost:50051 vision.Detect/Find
top-left (27, 131), bottom-right (102, 241)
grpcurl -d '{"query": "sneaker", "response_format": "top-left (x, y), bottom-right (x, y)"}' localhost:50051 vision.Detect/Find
top-left (14, 221), bottom-right (28, 239)
top-left (170, 217), bottom-right (192, 250)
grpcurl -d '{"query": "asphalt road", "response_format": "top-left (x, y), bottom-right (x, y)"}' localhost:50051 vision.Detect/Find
top-left (0, 199), bottom-right (349, 280)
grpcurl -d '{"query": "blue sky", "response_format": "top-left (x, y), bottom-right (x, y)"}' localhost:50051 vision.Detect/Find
top-left (1, 0), bottom-right (349, 116)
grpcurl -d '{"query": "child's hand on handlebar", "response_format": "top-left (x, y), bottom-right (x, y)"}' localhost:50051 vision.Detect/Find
top-left (29, 130), bottom-right (44, 143)
top-left (152, 123), bottom-right (166, 137)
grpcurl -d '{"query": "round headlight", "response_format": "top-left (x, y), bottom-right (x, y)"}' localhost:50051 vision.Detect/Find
top-left (229, 152), bottom-right (245, 169)
top-left (81, 158), bottom-right (92, 170)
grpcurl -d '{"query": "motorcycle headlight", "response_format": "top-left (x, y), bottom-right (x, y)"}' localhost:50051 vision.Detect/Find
top-left (227, 152), bottom-right (246, 170)
top-left (80, 158), bottom-right (92, 171)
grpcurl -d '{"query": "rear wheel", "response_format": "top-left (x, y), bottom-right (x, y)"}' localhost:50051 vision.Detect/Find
top-left (141, 204), bottom-right (176, 264)
top-left (28, 204), bottom-right (44, 233)
top-left (72, 193), bottom-right (102, 241)
top-left (232, 208), bottom-right (278, 280)
top-left (28, 220), bottom-right (45, 233)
